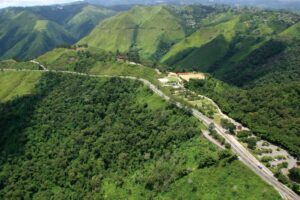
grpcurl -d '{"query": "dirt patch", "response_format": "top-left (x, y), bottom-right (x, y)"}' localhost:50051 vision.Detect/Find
top-left (177, 73), bottom-right (206, 82)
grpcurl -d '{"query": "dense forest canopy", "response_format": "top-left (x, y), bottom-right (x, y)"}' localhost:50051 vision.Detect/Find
top-left (0, 72), bottom-right (280, 199)
top-left (0, 1), bottom-right (299, 198)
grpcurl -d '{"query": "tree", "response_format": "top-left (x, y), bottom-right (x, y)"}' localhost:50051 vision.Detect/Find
top-left (221, 119), bottom-right (236, 135)
top-left (225, 143), bottom-right (231, 149)
top-left (209, 123), bottom-right (215, 132)
top-left (289, 167), bottom-right (300, 183)
top-left (246, 137), bottom-right (257, 150)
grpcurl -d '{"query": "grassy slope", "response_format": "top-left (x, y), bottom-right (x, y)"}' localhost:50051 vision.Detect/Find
top-left (90, 61), bottom-right (160, 84)
top-left (0, 71), bottom-right (41, 102)
top-left (0, 10), bottom-right (74, 60)
top-left (161, 15), bottom-right (239, 68)
top-left (37, 48), bottom-right (161, 84)
top-left (279, 22), bottom-right (300, 39)
top-left (66, 5), bottom-right (116, 39)
top-left (0, 72), bottom-right (280, 199)
top-left (78, 5), bottom-right (186, 59)
top-left (159, 9), bottom-right (299, 76)
top-left (0, 59), bottom-right (39, 70)
top-left (37, 48), bottom-right (78, 71)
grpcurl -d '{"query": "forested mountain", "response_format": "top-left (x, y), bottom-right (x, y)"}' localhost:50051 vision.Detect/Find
top-left (79, 5), bottom-right (216, 61)
top-left (0, 3), bottom-right (116, 60)
top-left (79, 5), bottom-right (300, 70)
top-left (0, 2), bottom-right (299, 198)
top-left (3, 3), bottom-right (299, 159)
top-left (0, 71), bottom-right (280, 199)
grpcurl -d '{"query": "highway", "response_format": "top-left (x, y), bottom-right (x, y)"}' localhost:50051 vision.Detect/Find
top-left (2, 67), bottom-right (299, 200)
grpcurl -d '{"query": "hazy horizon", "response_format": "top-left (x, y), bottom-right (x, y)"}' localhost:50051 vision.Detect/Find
top-left (0, 0), bottom-right (300, 9)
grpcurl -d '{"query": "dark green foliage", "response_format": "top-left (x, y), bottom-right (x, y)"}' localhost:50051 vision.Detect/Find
top-left (245, 138), bottom-right (257, 150)
top-left (137, 156), bottom-right (191, 192)
top-left (221, 119), bottom-right (236, 135)
top-left (237, 131), bottom-right (252, 139)
top-left (74, 50), bottom-right (112, 73)
top-left (221, 40), bottom-right (287, 86)
top-left (127, 47), bottom-right (141, 63)
top-left (225, 143), bottom-right (231, 149)
top-left (292, 183), bottom-right (300, 195)
top-left (0, 73), bottom-right (202, 198)
top-left (197, 155), bottom-right (218, 169)
top-left (289, 167), bottom-right (300, 183)
top-left (209, 129), bottom-right (225, 145)
top-left (186, 76), bottom-right (300, 158)
top-left (275, 172), bottom-right (290, 185)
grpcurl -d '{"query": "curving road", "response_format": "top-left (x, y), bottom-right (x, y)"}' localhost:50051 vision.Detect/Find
top-left (2, 68), bottom-right (299, 200)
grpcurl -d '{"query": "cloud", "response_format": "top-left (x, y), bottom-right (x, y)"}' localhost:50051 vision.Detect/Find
top-left (0, 0), bottom-right (82, 8)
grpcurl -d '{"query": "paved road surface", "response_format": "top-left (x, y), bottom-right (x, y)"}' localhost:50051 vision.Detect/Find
top-left (2, 68), bottom-right (299, 200)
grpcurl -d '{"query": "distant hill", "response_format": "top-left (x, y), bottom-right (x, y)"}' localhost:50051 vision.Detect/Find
top-left (85, 0), bottom-right (300, 11)
top-left (0, 3), bottom-right (116, 60)
top-left (80, 4), bottom-right (300, 85)
top-left (161, 8), bottom-right (300, 86)
top-left (77, 4), bottom-right (300, 160)
top-left (79, 5), bottom-right (216, 60)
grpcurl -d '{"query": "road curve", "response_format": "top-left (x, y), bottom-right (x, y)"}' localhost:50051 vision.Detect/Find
top-left (2, 68), bottom-right (299, 200)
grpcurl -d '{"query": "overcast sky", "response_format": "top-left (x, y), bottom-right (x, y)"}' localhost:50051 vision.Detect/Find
top-left (0, 0), bottom-right (81, 8)
top-left (1, 0), bottom-right (300, 9)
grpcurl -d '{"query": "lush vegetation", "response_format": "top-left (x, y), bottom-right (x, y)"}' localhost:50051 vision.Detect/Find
top-left (79, 5), bottom-right (216, 61)
top-left (0, 3), bottom-right (116, 60)
top-left (0, 71), bottom-right (41, 102)
top-left (37, 47), bottom-right (161, 84)
top-left (186, 75), bottom-right (300, 159)
top-left (0, 60), bottom-right (39, 70)
top-left (0, 72), bottom-right (280, 199)
top-left (289, 167), bottom-right (300, 184)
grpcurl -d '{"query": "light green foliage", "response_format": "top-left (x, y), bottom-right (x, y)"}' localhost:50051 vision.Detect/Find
top-left (90, 61), bottom-right (160, 84)
top-left (279, 22), bottom-right (300, 39)
top-left (79, 5), bottom-right (213, 60)
top-left (37, 47), bottom-right (161, 84)
top-left (0, 71), bottom-right (41, 102)
top-left (0, 59), bottom-right (39, 70)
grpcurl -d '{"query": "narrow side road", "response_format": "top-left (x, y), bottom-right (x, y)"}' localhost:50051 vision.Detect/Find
top-left (2, 68), bottom-right (299, 200)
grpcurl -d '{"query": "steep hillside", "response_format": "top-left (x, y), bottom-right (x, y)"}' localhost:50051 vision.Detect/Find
top-left (0, 3), bottom-right (116, 60)
top-left (0, 71), bottom-right (41, 102)
top-left (161, 14), bottom-right (239, 70)
top-left (79, 5), bottom-right (215, 60)
top-left (66, 5), bottom-right (116, 39)
top-left (0, 71), bottom-right (280, 199)
top-left (162, 9), bottom-right (299, 76)
top-left (1, 19), bottom-right (75, 60)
